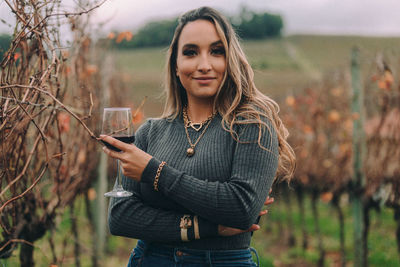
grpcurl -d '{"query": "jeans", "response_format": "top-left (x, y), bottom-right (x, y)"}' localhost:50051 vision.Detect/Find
top-left (127, 240), bottom-right (260, 267)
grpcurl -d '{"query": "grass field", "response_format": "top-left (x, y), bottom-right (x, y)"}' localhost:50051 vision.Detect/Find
top-left (253, 192), bottom-right (400, 266)
top-left (2, 35), bottom-right (400, 266)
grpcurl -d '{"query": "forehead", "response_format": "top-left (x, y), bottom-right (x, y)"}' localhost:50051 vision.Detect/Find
top-left (178, 19), bottom-right (221, 47)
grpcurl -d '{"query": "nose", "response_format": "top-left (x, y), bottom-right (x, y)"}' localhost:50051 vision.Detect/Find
top-left (197, 53), bottom-right (211, 73)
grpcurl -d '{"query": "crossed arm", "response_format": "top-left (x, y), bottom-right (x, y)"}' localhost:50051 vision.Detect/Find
top-left (103, 120), bottom-right (277, 241)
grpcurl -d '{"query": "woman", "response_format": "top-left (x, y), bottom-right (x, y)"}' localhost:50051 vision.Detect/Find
top-left (101, 6), bottom-right (295, 267)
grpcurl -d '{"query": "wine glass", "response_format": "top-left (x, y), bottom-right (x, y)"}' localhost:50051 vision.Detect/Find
top-left (101, 107), bottom-right (134, 197)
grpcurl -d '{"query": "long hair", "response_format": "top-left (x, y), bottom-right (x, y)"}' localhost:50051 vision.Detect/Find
top-left (162, 6), bottom-right (295, 182)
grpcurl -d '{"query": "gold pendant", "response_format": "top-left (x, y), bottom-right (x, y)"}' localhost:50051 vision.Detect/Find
top-left (187, 147), bottom-right (195, 157)
top-left (189, 122), bottom-right (203, 131)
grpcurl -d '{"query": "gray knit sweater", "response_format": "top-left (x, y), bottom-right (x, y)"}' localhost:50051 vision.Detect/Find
top-left (108, 113), bottom-right (278, 250)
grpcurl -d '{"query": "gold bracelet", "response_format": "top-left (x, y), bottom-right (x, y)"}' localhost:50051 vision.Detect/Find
top-left (193, 215), bottom-right (200, 240)
top-left (153, 161), bottom-right (166, 191)
top-left (181, 228), bottom-right (189, 242)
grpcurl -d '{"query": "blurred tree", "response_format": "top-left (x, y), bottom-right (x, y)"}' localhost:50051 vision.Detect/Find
top-left (232, 6), bottom-right (283, 39)
top-left (110, 6), bottom-right (283, 49)
top-left (113, 18), bottom-right (178, 49)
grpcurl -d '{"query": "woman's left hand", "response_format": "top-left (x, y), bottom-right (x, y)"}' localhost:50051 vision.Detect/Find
top-left (218, 224), bottom-right (260, 236)
top-left (219, 190), bottom-right (274, 236)
top-left (100, 135), bottom-right (152, 182)
top-left (258, 192), bottom-right (274, 216)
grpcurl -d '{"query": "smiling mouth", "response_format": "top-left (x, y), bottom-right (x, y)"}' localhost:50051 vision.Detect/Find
top-left (193, 77), bottom-right (216, 85)
top-left (193, 77), bottom-right (216, 80)
top-left (193, 77), bottom-right (217, 83)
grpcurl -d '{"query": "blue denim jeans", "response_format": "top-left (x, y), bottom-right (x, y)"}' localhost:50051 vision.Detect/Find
top-left (127, 240), bottom-right (260, 267)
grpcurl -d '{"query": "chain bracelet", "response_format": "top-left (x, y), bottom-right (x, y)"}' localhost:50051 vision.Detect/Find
top-left (153, 161), bottom-right (167, 191)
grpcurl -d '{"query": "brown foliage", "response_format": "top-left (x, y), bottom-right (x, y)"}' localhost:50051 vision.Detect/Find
top-left (282, 51), bottom-right (400, 207)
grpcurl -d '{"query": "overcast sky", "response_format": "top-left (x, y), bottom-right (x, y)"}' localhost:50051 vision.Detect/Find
top-left (1, 0), bottom-right (400, 36)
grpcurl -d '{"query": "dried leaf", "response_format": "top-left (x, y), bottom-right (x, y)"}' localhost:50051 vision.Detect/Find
top-left (303, 125), bottom-right (313, 134)
top-left (88, 188), bottom-right (97, 200)
top-left (77, 149), bottom-right (86, 164)
top-left (125, 31), bottom-right (133, 41)
top-left (86, 64), bottom-right (98, 76)
top-left (320, 192), bottom-right (333, 203)
top-left (14, 52), bottom-right (21, 61)
top-left (285, 95), bottom-right (296, 107)
top-left (115, 32), bottom-right (125, 44)
top-left (107, 32), bottom-right (115, 39)
top-left (58, 113), bottom-right (71, 133)
top-left (328, 110), bottom-right (340, 123)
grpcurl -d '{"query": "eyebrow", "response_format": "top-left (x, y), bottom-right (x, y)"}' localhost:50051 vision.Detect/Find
top-left (182, 40), bottom-right (223, 49)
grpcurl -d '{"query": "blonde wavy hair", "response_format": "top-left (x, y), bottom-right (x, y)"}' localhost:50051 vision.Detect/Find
top-left (161, 6), bottom-right (295, 182)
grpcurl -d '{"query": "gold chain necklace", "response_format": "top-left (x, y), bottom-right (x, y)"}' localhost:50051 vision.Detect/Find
top-left (183, 106), bottom-right (216, 157)
top-left (184, 111), bottom-right (214, 131)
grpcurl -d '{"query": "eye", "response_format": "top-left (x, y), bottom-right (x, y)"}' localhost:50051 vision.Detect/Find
top-left (182, 49), bottom-right (197, 56)
top-left (211, 47), bottom-right (225, 56)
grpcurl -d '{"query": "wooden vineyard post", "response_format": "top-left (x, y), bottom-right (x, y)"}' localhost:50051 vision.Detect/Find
top-left (96, 150), bottom-right (108, 258)
top-left (351, 47), bottom-right (367, 267)
top-left (95, 54), bottom-right (113, 259)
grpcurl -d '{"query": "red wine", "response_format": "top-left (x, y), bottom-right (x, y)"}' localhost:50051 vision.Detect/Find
top-left (101, 135), bottom-right (135, 152)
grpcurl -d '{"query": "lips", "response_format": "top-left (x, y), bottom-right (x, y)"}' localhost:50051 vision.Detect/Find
top-left (193, 76), bottom-right (216, 85)
top-left (193, 76), bottom-right (216, 80)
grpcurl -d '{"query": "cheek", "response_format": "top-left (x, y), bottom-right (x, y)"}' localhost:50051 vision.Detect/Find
top-left (176, 58), bottom-right (194, 77)
top-left (214, 58), bottom-right (226, 75)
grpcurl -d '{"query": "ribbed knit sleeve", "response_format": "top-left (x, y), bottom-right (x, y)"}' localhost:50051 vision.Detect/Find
top-left (141, 120), bottom-right (279, 230)
top-left (108, 119), bottom-right (218, 242)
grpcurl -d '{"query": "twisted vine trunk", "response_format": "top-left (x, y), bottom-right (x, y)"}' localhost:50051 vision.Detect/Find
top-left (283, 187), bottom-right (296, 247)
top-left (311, 189), bottom-right (325, 267)
top-left (395, 206), bottom-right (400, 260)
top-left (361, 198), bottom-right (374, 267)
top-left (295, 185), bottom-right (308, 250)
top-left (20, 242), bottom-right (34, 267)
top-left (332, 194), bottom-right (346, 267)
top-left (70, 202), bottom-right (81, 267)
top-left (18, 205), bottom-right (54, 267)
top-left (85, 192), bottom-right (99, 267)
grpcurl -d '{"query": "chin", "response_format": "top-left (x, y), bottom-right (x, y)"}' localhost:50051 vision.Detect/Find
top-left (186, 86), bottom-right (219, 102)
top-left (198, 93), bottom-right (217, 99)
top-left (198, 88), bottom-right (218, 98)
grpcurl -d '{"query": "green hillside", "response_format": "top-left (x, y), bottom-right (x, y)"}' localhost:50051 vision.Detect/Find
top-left (113, 35), bottom-right (400, 118)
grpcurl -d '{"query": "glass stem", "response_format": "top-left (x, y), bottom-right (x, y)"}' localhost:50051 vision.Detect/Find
top-left (117, 159), bottom-right (122, 187)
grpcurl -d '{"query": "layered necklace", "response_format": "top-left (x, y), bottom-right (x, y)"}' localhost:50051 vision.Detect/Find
top-left (183, 106), bottom-right (216, 157)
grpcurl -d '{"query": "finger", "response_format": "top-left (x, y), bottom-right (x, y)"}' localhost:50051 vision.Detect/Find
top-left (100, 135), bottom-right (129, 152)
top-left (246, 224), bottom-right (260, 232)
top-left (264, 197), bottom-right (274, 205)
top-left (258, 210), bottom-right (268, 216)
top-left (102, 146), bottom-right (124, 161)
top-left (269, 188), bottom-right (272, 194)
top-left (120, 162), bottom-right (130, 176)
